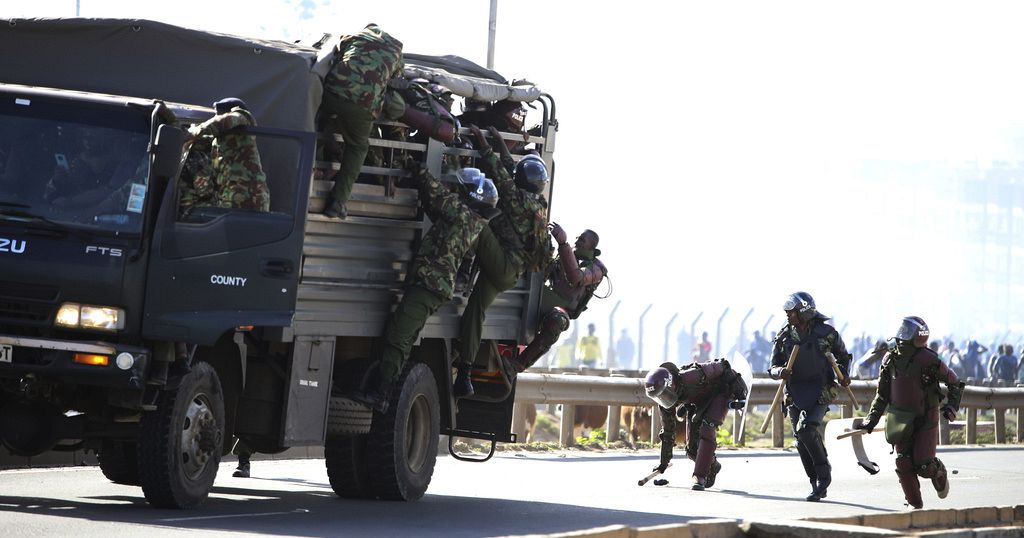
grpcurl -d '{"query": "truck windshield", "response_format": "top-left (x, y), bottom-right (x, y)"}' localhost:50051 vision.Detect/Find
top-left (0, 95), bottom-right (152, 235)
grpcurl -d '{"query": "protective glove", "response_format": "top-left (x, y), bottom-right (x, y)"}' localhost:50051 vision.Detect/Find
top-left (549, 222), bottom-right (567, 245)
top-left (839, 375), bottom-right (852, 388)
top-left (729, 400), bottom-right (746, 410)
top-left (941, 405), bottom-right (957, 422)
top-left (468, 124), bottom-right (490, 154)
top-left (656, 433), bottom-right (673, 472)
top-left (487, 125), bottom-right (514, 160)
top-left (857, 416), bottom-right (879, 433)
top-left (770, 366), bottom-right (792, 382)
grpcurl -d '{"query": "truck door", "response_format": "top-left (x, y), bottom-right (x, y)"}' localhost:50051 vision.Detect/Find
top-left (143, 127), bottom-right (315, 345)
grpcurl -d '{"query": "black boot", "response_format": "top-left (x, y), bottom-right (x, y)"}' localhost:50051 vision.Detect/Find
top-left (806, 465), bottom-right (831, 500)
top-left (233, 459), bottom-right (250, 478)
top-left (323, 196), bottom-right (347, 219)
top-left (351, 379), bottom-right (391, 414)
top-left (454, 363), bottom-right (475, 399)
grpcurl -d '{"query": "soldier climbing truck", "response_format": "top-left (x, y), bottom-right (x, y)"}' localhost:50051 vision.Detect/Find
top-left (0, 19), bottom-right (557, 508)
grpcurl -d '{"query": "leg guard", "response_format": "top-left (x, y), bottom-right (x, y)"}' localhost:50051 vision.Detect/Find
top-left (511, 307), bottom-right (569, 372)
top-left (796, 422), bottom-right (831, 496)
top-left (896, 454), bottom-right (924, 509)
top-left (690, 419), bottom-right (719, 484)
top-left (917, 457), bottom-right (949, 499)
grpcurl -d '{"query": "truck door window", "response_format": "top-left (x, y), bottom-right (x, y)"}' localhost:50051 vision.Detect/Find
top-left (176, 132), bottom-right (300, 224)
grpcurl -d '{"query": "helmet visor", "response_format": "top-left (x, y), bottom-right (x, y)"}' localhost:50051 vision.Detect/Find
top-left (895, 318), bottom-right (928, 341)
top-left (644, 367), bottom-right (677, 408)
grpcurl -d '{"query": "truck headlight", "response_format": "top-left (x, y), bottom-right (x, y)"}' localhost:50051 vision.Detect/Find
top-left (55, 303), bottom-right (125, 331)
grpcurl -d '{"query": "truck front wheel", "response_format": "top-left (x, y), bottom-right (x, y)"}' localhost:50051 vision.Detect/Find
top-left (366, 363), bottom-right (440, 501)
top-left (138, 362), bottom-right (225, 508)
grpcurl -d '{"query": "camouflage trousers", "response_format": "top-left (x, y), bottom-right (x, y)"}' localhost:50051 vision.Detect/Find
top-left (455, 226), bottom-right (520, 366)
top-left (321, 91), bottom-right (374, 206)
top-left (379, 284), bottom-right (447, 384)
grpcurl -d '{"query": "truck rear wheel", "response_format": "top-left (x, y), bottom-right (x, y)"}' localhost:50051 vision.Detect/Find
top-left (98, 439), bottom-right (140, 486)
top-left (366, 363), bottom-right (439, 501)
top-left (325, 433), bottom-right (372, 498)
top-left (138, 362), bottom-right (225, 508)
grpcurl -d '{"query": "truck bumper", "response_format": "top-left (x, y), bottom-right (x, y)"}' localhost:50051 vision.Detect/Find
top-left (0, 335), bottom-right (149, 390)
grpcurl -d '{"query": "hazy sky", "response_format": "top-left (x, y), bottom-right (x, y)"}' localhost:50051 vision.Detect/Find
top-left (7, 1), bottom-right (1024, 365)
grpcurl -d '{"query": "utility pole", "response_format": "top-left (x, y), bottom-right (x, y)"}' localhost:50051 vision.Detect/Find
top-left (486, 0), bottom-right (497, 69)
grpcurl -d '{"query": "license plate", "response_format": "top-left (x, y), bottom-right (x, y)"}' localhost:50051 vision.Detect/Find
top-left (0, 344), bottom-right (10, 363)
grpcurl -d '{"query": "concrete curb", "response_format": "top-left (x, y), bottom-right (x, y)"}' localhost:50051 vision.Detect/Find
top-left (494, 505), bottom-right (1024, 538)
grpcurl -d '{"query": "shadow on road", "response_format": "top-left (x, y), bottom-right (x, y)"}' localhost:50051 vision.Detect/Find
top-left (0, 485), bottom-right (709, 538)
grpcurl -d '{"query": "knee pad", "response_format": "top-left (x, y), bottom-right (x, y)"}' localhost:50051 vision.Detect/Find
top-left (699, 420), bottom-right (718, 443)
top-left (916, 457), bottom-right (945, 479)
top-left (895, 455), bottom-right (915, 476)
top-left (542, 307), bottom-right (571, 333)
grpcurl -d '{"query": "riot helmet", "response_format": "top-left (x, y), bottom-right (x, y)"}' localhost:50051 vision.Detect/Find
top-left (457, 167), bottom-right (499, 213)
top-left (895, 316), bottom-right (929, 347)
top-left (513, 154), bottom-right (549, 194)
top-left (783, 291), bottom-right (819, 323)
top-left (644, 367), bottom-right (678, 409)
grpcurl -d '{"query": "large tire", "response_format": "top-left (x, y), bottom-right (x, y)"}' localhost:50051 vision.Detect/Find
top-left (325, 433), bottom-right (372, 499)
top-left (98, 439), bottom-right (140, 486)
top-left (138, 362), bottom-right (225, 509)
top-left (327, 397), bottom-right (373, 436)
top-left (366, 363), bottom-right (440, 501)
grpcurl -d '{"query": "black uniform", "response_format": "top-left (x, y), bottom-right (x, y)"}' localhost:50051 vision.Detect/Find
top-left (768, 316), bottom-right (851, 501)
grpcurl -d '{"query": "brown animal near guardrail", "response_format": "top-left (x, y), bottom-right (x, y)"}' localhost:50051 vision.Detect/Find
top-left (573, 405), bottom-right (609, 439)
top-left (620, 405), bottom-right (653, 447)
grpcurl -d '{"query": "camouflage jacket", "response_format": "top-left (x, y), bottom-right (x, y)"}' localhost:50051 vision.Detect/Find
top-left (180, 107), bottom-right (269, 215)
top-left (324, 24), bottom-right (404, 118)
top-left (410, 170), bottom-right (488, 300)
top-left (477, 150), bottom-right (550, 275)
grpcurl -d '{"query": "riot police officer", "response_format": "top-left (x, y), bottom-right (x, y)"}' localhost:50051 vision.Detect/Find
top-left (644, 359), bottom-right (748, 490)
top-left (768, 291), bottom-right (852, 502)
top-left (858, 316), bottom-right (964, 509)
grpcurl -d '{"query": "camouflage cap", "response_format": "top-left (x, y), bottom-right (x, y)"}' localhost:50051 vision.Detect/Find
top-left (213, 97), bottom-right (248, 114)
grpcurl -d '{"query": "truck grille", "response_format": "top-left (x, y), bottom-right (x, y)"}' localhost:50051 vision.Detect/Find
top-left (0, 281), bottom-right (59, 325)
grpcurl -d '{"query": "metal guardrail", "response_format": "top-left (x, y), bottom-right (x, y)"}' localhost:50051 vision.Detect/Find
top-left (513, 373), bottom-right (1024, 448)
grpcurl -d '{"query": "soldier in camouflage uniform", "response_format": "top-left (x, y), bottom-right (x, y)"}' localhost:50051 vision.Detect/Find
top-left (179, 98), bottom-right (269, 217)
top-left (451, 124), bottom-right (550, 398)
top-left (320, 23), bottom-right (404, 219)
top-left (354, 165), bottom-right (499, 412)
top-left (768, 291), bottom-right (853, 502)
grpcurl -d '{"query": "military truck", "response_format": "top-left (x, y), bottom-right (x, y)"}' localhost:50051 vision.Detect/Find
top-left (0, 19), bottom-right (557, 508)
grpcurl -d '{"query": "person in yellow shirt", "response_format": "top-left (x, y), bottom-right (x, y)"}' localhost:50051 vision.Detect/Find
top-left (577, 323), bottom-right (603, 368)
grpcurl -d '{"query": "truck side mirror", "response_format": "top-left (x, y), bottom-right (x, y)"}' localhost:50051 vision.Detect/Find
top-left (152, 124), bottom-right (185, 179)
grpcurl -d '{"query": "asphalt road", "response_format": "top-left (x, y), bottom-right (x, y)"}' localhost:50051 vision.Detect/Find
top-left (0, 443), bottom-right (1021, 537)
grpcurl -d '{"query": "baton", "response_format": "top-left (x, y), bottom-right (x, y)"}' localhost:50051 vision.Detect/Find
top-left (836, 428), bottom-right (869, 440)
top-left (826, 352), bottom-right (860, 408)
top-left (760, 346), bottom-right (799, 433)
top-left (638, 463), bottom-right (671, 486)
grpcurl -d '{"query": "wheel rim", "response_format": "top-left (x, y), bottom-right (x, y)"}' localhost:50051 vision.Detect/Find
top-left (404, 394), bottom-right (430, 474)
top-left (181, 393), bottom-right (217, 480)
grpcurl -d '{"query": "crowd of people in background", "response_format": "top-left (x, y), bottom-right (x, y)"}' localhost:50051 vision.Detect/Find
top-left (842, 335), bottom-right (1024, 384)
top-left (533, 319), bottom-right (1024, 387)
